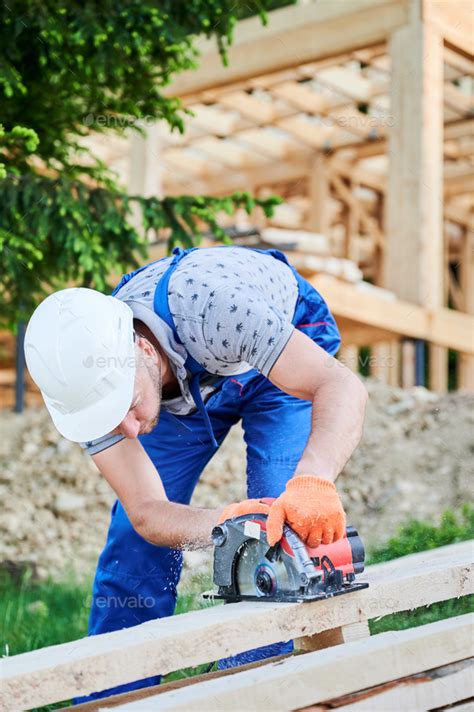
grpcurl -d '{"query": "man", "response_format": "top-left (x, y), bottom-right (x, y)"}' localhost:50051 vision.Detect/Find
top-left (25, 245), bottom-right (367, 700)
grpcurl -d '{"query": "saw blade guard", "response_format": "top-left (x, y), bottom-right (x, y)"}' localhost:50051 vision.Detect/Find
top-left (210, 513), bottom-right (367, 603)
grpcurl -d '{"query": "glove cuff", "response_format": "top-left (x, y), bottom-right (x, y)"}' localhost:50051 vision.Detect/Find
top-left (287, 475), bottom-right (336, 493)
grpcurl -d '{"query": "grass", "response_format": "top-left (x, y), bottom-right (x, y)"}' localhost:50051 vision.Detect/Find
top-left (1, 505), bottom-right (473, 709)
top-left (367, 504), bottom-right (474, 635)
top-left (0, 568), bottom-right (92, 658)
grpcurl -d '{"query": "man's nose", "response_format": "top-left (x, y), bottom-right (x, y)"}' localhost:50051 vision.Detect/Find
top-left (117, 413), bottom-right (140, 438)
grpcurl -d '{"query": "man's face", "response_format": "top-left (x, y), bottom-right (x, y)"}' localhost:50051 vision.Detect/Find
top-left (113, 348), bottom-right (162, 439)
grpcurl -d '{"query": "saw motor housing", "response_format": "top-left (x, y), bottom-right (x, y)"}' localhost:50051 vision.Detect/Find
top-left (208, 513), bottom-right (368, 603)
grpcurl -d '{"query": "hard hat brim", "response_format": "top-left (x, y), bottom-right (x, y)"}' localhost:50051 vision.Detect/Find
top-left (43, 364), bottom-right (136, 443)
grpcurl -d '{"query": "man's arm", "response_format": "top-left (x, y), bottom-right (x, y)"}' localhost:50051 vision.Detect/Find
top-left (92, 437), bottom-right (222, 549)
top-left (268, 329), bottom-right (368, 481)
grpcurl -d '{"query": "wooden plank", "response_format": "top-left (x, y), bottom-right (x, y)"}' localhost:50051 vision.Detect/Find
top-left (1, 542), bottom-right (472, 709)
top-left (72, 654), bottom-right (292, 712)
top-left (370, 341), bottom-right (400, 384)
top-left (386, 18), bottom-right (444, 307)
top-left (188, 104), bottom-right (241, 136)
top-left (128, 124), bottom-right (162, 199)
top-left (458, 229), bottom-right (474, 392)
top-left (218, 91), bottom-right (278, 125)
top-left (444, 83), bottom-right (474, 117)
top-left (115, 615), bottom-right (474, 711)
top-left (445, 172), bottom-right (474, 199)
top-left (276, 116), bottom-right (335, 149)
top-left (331, 660), bottom-right (474, 711)
top-left (271, 81), bottom-right (339, 116)
top-left (423, 0), bottom-right (474, 57)
top-left (337, 345), bottom-right (359, 371)
top-left (311, 274), bottom-right (474, 354)
top-left (430, 344), bottom-right (449, 393)
top-left (329, 105), bottom-right (389, 140)
top-left (444, 703), bottom-right (474, 712)
top-left (192, 137), bottom-right (265, 169)
top-left (305, 153), bottom-right (330, 233)
top-left (387, 15), bottom-right (448, 390)
top-left (401, 339), bottom-right (416, 388)
top-left (235, 127), bottom-right (304, 160)
top-left (443, 47), bottom-right (474, 78)
top-left (316, 66), bottom-right (388, 102)
top-left (165, 1), bottom-right (411, 99)
top-left (330, 173), bottom-right (384, 245)
top-left (444, 118), bottom-right (474, 141)
top-left (297, 621), bottom-right (371, 653)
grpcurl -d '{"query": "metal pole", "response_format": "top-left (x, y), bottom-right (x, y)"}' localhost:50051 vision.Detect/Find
top-left (415, 339), bottom-right (426, 387)
top-left (14, 321), bottom-right (26, 413)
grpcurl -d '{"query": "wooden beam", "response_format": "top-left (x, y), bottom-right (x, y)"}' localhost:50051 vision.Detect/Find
top-left (217, 91), bottom-right (278, 125)
top-left (297, 621), bottom-right (371, 653)
top-left (423, 0), bottom-right (474, 57)
top-left (116, 615), bottom-right (474, 711)
top-left (317, 66), bottom-right (388, 102)
top-left (458, 230), bottom-right (474, 391)
top-left (386, 8), bottom-right (448, 390)
top-left (330, 173), bottom-right (384, 245)
top-left (401, 339), bottom-right (416, 387)
top-left (386, 14), bottom-right (444, 306)
top-left (165, 1), bottom-right (411, 99)
top-left (271, 80), bottom-right (339, 116)
top-left (332, 660), bottom-right (474, 712)
top-left (1, 541), bottom-right (472, 709)
top-left (337, 344), bottom-right (359, 371)
top-left (276, 116), bottom-right (335, 149)
top-left (163, 155), bottom-right (313, 196)
top-left (305, 153), bottom-right (330, 233)
top-left (312, 274), bottom-right (474, 355)
top-left (128, 123), bottom-right (162, 199)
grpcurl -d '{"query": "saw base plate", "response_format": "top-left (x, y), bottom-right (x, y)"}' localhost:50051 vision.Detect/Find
top-left (203, 581), bottom-right (369, 604)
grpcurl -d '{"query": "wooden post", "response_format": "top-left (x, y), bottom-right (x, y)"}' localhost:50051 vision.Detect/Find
top-left (338, 345), bottom-right (359, 374)
top-left (128, 122), bottom-right (163, 236)
top-left (306, 152), bottom-right (330, 236)
top-left (401, 339), bottom-right (416, 388)
top-left (371, 341), bottom-right (400, 385)
top-left (458, 230), bottom-right (474, 392)
top-left (386, 2), bottom-right (447, 391)
top-left (296, 620), bottom-right (371, 652)
top-left (129, 122), bottom-right (162, 198)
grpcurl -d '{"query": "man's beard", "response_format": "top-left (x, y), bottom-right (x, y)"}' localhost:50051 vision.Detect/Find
top-left (141, 359), bottom-right (163, 434)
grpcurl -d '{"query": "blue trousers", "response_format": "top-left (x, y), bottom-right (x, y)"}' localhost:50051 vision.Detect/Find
top-left (75, 370), bottom-right (312, 702)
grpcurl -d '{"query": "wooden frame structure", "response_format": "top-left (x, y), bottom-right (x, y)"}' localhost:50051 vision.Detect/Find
top-left (119, 0), bottom-right (472, 393)
top-left (1, 541), bottom-right (472, 710)
top-left (1, 0), bottom-right (472, 406)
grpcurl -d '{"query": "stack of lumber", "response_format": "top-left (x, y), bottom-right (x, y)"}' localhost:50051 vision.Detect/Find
top-left (261, 227), bottom-right (365, 285)
top-left (1, 540), bottom-right (472, 711)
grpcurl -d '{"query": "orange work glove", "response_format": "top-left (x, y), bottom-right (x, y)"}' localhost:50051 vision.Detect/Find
top-left (218, 498), bottom-right (271, 523)
top-left (266, 476), bottom-right (346, 548)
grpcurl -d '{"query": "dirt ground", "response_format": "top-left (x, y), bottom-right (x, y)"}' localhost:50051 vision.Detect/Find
top-left (1, 378), bottom-right (472, 582)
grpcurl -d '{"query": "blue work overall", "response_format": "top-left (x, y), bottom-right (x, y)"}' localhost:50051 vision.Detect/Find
top-left (76, 247), bottom-right (341, 702)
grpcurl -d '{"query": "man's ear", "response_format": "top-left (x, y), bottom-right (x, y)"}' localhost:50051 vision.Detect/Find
top-left (136, 335), bottom-right (159, 363)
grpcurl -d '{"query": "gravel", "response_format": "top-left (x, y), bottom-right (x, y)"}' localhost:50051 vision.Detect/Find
top-left (1, 379), bottom-right (472, 582)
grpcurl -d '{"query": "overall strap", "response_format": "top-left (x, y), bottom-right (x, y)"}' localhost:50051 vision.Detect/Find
top-left (153, 246), bottom-right (219, 449)
top-left (152, 247), bottom-right (197, 331)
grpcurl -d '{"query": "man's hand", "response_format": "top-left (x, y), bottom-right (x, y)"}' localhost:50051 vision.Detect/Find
top-left (218, 498), bottom-right (271, 523)
top-left (266, 476), bottom-right (346, 548)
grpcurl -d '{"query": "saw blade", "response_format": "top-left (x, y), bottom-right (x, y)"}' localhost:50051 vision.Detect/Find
top-left (236, 538), bottom-right (291, 598)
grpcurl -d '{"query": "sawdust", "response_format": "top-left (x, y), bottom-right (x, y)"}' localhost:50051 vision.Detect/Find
top-left (0, 379), bottom-right (472, 581)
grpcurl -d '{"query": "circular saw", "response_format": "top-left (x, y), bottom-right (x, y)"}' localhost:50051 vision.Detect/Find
top-left (205, 512), bottom-right (368, 603)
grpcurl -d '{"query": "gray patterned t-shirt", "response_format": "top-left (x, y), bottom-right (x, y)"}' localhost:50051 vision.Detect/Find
top-left (81, 247), bottom-right (298, 455)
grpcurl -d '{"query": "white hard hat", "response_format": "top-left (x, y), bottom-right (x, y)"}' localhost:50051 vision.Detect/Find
top-left (24, 288), bottom-right (136, 442)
